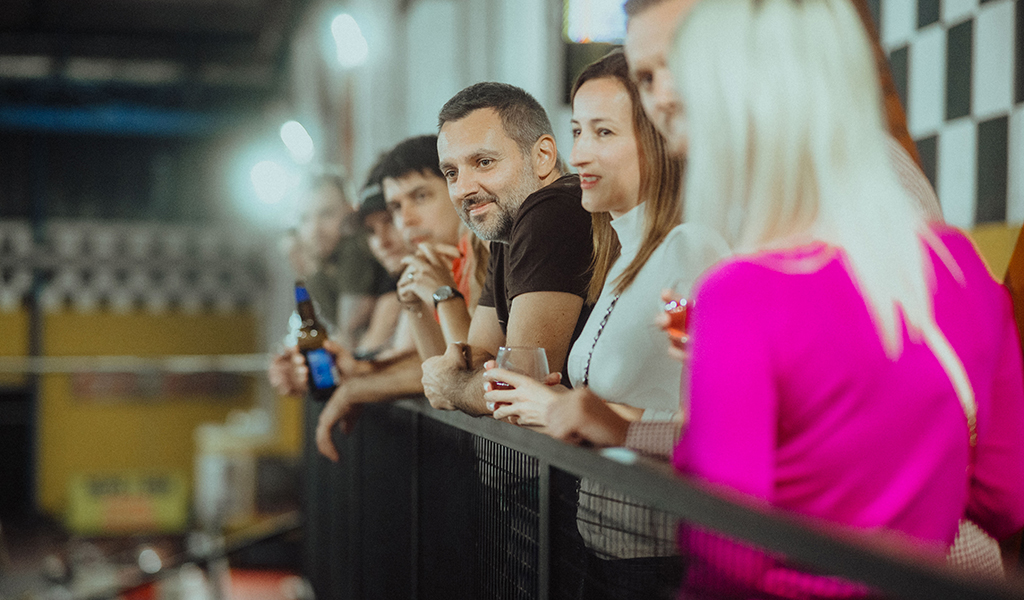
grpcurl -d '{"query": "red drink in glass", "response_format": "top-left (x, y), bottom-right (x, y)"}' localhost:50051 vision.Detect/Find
top-left (491, 381), bottom-right (514, 391)
top-left (664, 297), bottom-right (691, 346)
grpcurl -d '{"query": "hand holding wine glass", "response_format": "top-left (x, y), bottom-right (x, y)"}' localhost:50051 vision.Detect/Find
top-left (483, 346), bottom-right (564, 426)
top-left (492, 346), bottom-right (549, 389)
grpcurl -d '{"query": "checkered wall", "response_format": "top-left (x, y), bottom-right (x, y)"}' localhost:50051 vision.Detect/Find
top-left (0, 220), bottom-right (266, 314)
top-left (879, 0), bottom-right (1021, 229)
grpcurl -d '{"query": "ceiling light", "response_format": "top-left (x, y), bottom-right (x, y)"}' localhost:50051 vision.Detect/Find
top-left (331, 14), bottom-right (368, 69)
top-left (280, 121), bottom-right (315, 164)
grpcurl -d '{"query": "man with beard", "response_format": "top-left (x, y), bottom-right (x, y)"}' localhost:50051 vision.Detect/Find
top-left (421, 82), bottom-right (593, 416)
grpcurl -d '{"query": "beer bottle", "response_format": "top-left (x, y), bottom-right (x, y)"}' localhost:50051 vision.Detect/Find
top-left (295, 281), bottom-right (339, 401)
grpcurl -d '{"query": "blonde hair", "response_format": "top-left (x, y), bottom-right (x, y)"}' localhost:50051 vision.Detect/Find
top-left (570, 50), bottom-right (684, 304)
top-left (671, 0), bottom-right (974, 419)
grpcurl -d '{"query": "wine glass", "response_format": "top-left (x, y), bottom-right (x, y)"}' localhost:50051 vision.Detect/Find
top-left (663, 296), bottom-right (691, 348)
top-left (492, 346), bottom-right (549, 390)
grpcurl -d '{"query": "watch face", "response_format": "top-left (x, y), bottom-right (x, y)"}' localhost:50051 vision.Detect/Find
top-left (433, 286), bottom-right (458, 305)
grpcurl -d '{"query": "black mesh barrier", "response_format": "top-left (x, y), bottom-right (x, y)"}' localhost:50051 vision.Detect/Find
top-left (417, 415), bottom-right (478, 600)
top-left (302, 396), bottom-right (340, 600)
top-left (474, 437), bottom-right (541, 599)
top-left (552, 470), bottom-right (683, 600)
top-left (355, 402), bottom-right (415, 600)
top-left (549, 469), bottom-right (586, 600)
top-left (302, 398), bottom-right (1024, 600)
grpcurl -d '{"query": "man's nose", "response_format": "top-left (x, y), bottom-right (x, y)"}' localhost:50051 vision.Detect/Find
top-left (652, 71), bottom-right (679, 111)
top-left (400, 202), bottom-right (419, 226)
top-left (450, 172), bottom-right (480, 203)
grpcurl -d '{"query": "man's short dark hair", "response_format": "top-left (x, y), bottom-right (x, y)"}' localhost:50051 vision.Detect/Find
top-left (437, 82), bottom-right (554, 156)
top-left (623, 0), bottom-right (671, 18)
top-left (377, 135), bottom-right (443, 183)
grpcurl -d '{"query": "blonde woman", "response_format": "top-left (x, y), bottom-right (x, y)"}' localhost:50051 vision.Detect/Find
top-left (655, 0), bottom-right (1024, 595)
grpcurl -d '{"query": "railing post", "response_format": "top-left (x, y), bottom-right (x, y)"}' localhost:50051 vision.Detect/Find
top-left (344, 417), bottom-right (361, 599)
top-left (409, 408), bottom-right (419, 600)
top-left (538, 459), bottom-right (550, 600)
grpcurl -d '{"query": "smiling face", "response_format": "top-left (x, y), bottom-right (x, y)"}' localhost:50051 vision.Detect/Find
top-left (362, 210), bottom-right (411, 276)
top-left (437, 108), bottom-right (541, 242)
top-left (570, 77), bottom-right (642, 219)
top-left (624, 0), bottom-right (695, 156)
top-left (382, 170), bottom-right (462, 248)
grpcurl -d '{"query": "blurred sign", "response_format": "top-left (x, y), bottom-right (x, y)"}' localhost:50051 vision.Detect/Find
top-left (67, 471), bottom-right (189, 534)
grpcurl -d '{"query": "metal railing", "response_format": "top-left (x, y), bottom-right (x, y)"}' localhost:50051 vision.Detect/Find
top-left (301, 397), bottom-right (1024, 600)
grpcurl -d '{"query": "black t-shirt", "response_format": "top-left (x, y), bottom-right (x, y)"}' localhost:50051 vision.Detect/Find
top-left (478, 174), bottom-right (594, 381)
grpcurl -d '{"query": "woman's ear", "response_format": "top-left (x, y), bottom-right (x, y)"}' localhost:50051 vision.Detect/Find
top-left (532, 134), bottom-right (559, 179)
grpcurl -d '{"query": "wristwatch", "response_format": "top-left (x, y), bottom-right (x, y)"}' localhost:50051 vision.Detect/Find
top-left (432, 285), bottom-right (464, 308)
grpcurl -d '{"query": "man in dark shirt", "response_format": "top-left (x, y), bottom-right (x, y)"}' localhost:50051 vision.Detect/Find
top-left (422, 82), bottom-right (593, 416)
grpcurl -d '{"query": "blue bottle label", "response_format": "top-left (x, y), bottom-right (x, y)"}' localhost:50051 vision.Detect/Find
top-left (306, 348), bottom-right (338, 389)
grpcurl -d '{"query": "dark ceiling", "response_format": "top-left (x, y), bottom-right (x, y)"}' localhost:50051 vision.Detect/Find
top-left (0, 0), bottom-right (308, 134)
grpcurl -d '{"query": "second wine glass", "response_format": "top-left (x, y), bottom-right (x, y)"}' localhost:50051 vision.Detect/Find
top-left (493, 346), bottom-right (549, 390)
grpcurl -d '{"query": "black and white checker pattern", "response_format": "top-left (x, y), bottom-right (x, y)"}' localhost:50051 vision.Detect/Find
top-left (879, 0), bottom-right (1020, 229)
top-left (0, 220), bottom-right (266, 314)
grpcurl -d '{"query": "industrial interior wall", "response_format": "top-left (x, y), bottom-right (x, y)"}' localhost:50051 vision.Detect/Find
top-left (970, 223), bottom-right (1021, 279)
top-left (0, 312), bottom-right (30, 388)
top-left (36, 311), bottom-right (258, 519)
top-left (332, 0), bottom-right (568, 181)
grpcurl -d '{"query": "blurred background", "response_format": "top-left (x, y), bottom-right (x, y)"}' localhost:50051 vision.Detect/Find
top-left (0, 0), bottom-right (1019, 597)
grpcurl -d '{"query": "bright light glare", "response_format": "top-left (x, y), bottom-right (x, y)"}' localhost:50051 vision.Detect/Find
top-left (250, 160), bottom-right (292, 205)
top-left (280, 121), bottom-right (315, 164)
top-left (331, 14), bottom-right (369, 68)
top-left (137, 547), bottom-right (162, 574)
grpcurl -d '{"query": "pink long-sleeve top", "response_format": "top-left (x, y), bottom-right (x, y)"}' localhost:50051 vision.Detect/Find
top-left (673, 226), bottom-right (1024, 551)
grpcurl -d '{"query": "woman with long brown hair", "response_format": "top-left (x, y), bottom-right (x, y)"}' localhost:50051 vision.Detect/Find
top-left (483, 50), bottom-right (727, 599)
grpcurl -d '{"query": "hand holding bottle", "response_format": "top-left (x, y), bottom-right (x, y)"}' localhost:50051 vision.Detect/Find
top-left (295, 281), bottom-right (340, 401)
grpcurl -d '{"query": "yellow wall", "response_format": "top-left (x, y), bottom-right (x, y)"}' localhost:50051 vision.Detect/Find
top-left (270, 394), bottom-right (305, 457)
top-left (37, 312), bottom-right (258, 517)
top-left (968, 223), bottom-right (1021, 280)
top-left (0, 311), bottom-right (30, 387)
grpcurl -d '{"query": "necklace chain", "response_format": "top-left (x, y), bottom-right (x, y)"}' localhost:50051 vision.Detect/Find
top-left (581, 294), bottom-right (620, 387)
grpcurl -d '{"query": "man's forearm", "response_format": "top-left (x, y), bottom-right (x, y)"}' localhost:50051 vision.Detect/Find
top-left (407, 307), bottom-right (449, 361)
top-left (345, 354), bottom-right (424, 404)
top-left (437, 300), bottom-right (473, 346)
top-left (422, 355), bottom-right (489, 415)
top-left (449, 367), bottom-right (488, 416)
top-left (368, 346), bottom-right (418, 369)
